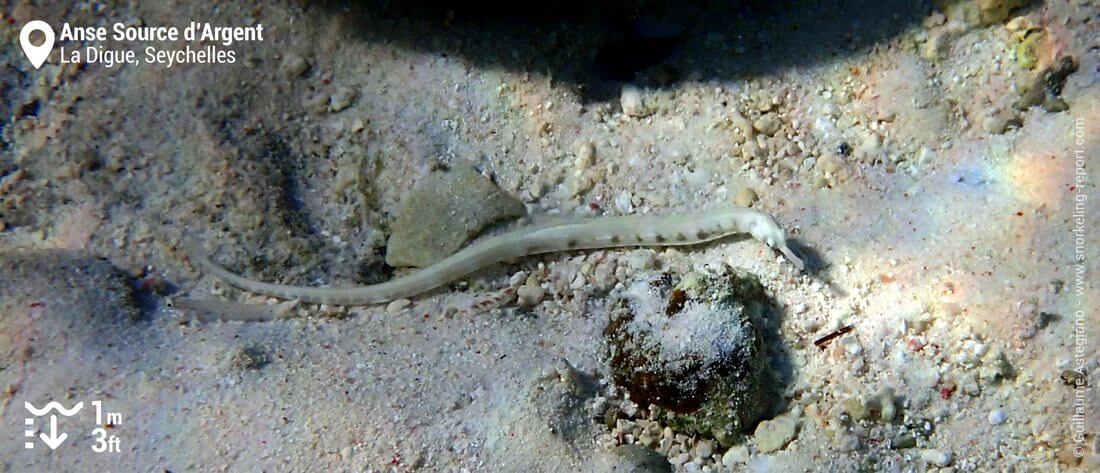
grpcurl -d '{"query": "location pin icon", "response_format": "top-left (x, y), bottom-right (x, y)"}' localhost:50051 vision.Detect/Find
top-left (20, 21), bottom-right (55, 69)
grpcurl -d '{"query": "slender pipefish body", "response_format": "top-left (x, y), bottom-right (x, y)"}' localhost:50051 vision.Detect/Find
top-left (187, 207), bottom-right (804, 305)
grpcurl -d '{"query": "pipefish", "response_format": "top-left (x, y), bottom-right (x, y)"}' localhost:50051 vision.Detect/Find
top-left (187, 207), bottom-right (804, 305)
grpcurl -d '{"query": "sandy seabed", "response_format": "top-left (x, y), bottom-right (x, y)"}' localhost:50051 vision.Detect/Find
top-left (0, 0), bottom-right (1097, 471)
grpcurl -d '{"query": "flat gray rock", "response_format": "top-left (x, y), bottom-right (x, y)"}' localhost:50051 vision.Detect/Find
top-left (386, 165), bottom-right (525, 268)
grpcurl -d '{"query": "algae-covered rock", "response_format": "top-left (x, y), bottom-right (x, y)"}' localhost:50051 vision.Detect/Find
top-left (386, 164), bottom-right (525, 268)
top-left (1014, 55), bottom-right (1078, 112)
top-left (936, 0), bottom-right (1032, 26)
top-left (604, 267), bottom-right (774, 447)
top-left (977, 0), bottom-right (1031, 25)
top-left (1015, 31), bottom-right (1042, 70)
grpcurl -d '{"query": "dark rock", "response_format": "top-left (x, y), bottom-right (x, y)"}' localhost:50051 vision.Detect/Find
top-left (604, 267), bottom-right (775, 446)
top-left (1015, 56), bottom-right (1079, 112)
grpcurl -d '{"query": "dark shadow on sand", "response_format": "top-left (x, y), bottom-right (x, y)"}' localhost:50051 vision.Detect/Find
top-left (316, 0), bottom-right (929, 102)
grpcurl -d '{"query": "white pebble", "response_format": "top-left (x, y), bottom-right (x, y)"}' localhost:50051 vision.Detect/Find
top-left (386, 298), bottom-right (411, 314)
top-left (721, 445), bottom-right (749, 466)
top-left (627, 251), bottom-right (656, 270)
top-left (973, 342), bottom-right (989, 357)
top-left (279, 53), bottom-right (308, 78)
top-left (920, 448), bottom-right (953, 467)
top-left (574, 141), bottom-right (596, 170)
top-left (620, 85), bottom-right (652, 117)
top-left (615, 192), bottom-right (634, 214)
top-left (329, 87), bottom-right (358, 112)
top-left (570, 273), bottom-right (587, 290)
top-left (620, 401), bottom-right (638, 418)
top-left (695, 440), bottom-right (714, 459)
top-left (753, 415), bottom-right (800, 453)
top-left (516, 284), bottom-right (545, 308)
top-left (988, 409), bottom-right (1007, 425)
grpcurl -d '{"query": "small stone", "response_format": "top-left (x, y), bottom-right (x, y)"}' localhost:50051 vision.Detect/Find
top-left (920, 448), bottom-right (953, 467)
top-left (922, 30), bottom-right (950, 61)
top-left (837, 434), bottom-right (861, 452)
top-left (816, 153), bottom-right (848, 180)
top-left (889, 434), bottom-right (918, 450)
top-left (571, 173), bottom-right (595, 196)
top-left (575, 141), bottom-right (597, 170)
top-left (657, 438), bottom-right (672, 456)
top-left (753, 414), bottom-right (800, 453)
top-left (721, 445), bottom-right (749, 466)
top-left (876, 388), bottom-right (898, 422)
top-left (733, 187), bottom-right (758, 207)
top-left (279, 53), bottom-right (309, 78)
top-left (509, 271), bottom-right (528, 288)
top-left (230, 346), bottom-right (269, 370)
top-left (646, 193), bottom-right (668, 207)
top-left (694, 440), bottom-right (714, 459)
top-left (728, 112), bottom-right (754, 143)
top-left (980, 107), bottom-right (1021, 134)
top-left (386, 298), bottom-right (411, 314)
top-left (988, 409), bottom-right (1007, 425)
top-left (621, 85), bottom-right (652, 118)
top-left (604, 406), bottom-right (622, 430)
top-left (752, 113), bottom-right (782, 136)
top-left (530, 179), bottom-right (552, 199)
top-left (756, 98), bottom-right (774, 113)
top-left (844, 397), bottom-right (870, 421)
top-left (1061, 369), bottom-right (1088, 386)
top-left (846, 389), bottom-right (898, 422)
top-left (600, 444), bottom-right (672, 473)
top-left (1043, 97), bottom-right (1069, 113)
top-left (329, 87), bottom-right (358, 112)
top-left (620, 401), bottom-right (638, 418)
top-left (855, 133), bottom-right (883, 162)
top-left (1016, 31), bottom-right (1043, 70)
top-left (835, 141), bottom-right (852, 157)
top-left (977, 0), bottom-right (1031, 25)
top-left (516, 284), bottom-right (545, 308)
top-left (627, 251), bottom-right (656, 270)
top-left (1015, 56), bottom-right (1079, 111)
top-left (979, 351), bottom-right (1015, 382)
top-left (614, 192), bottom-right (634, 214)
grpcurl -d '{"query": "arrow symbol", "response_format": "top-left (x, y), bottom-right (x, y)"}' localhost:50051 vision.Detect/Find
top-left (39, 415), bottom-right (67, 450)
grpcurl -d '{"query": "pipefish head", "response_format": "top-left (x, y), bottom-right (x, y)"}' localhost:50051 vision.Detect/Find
top-left (748, 213), bottom-right (805, 271)
top-left (746, 212), bottom-right (785, 248)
